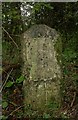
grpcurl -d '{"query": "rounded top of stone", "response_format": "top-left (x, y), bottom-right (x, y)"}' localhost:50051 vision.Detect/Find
top-left (23, 24), bottom-right (59, 39)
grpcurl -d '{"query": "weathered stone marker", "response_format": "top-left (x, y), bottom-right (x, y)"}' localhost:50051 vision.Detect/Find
top-left (21, 25), bottom-right (62, 117)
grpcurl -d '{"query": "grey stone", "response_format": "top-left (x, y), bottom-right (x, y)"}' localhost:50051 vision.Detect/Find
top-left (21, 24), bottom-right (62, 117)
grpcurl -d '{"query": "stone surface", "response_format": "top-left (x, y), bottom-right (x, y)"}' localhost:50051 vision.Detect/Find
top-left (21, 24), bottom-right (62, 117)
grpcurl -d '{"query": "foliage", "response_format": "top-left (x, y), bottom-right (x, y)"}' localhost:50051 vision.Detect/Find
top-left (5, 81), bottom-right (14, 88)
top-left (16, 75), bottom-right (25, 84)
top-left (33, 2), bottom-right (78, 33)
top-left (33, 3), bottom-right (54, 12)
top-left (2, 75), bottom-right (25, 119)
top-left (4, 75), bottom-right (25, 88)
top-left (2, 101), bottom-right (8, 109)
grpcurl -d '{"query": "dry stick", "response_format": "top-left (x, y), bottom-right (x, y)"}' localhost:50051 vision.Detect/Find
top-left (0, 68), bottom-right (13, 92)
top-left (8, 104), bottom-right (25, 117)
top-left (2, 27), bottom-right (19, 49)
top-left (71, 92), bottom-right (76, 107)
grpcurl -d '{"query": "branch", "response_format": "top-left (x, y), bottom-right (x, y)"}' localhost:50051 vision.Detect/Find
top-left (0, 68), bottom-right (13, 92)
top-left (8, 104), bottom-right (24, 117)
top-left (2, 27), bottom-right (19, 49)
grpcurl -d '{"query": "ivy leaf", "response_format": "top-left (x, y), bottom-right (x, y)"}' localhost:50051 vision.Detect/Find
top-left (16, 76), bottom-right (25, 84)
top-left (5, 81), bottom-right (14, 88)
top-left (2, 101), bottom-right (8, 108)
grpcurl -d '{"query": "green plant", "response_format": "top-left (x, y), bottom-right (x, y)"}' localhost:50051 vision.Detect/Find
top-left (0, 115), bottom-right (8, 120)
top-left (5, 81), bottom-right (14, 88)
top-left (2, 75), bottom-right (25, 119)
top-left (16, 75), bottom-right (25, 84)
top-left (4, 75), bottom-right (25, 89)
top-left (2, 101), bottom-right (8, 109)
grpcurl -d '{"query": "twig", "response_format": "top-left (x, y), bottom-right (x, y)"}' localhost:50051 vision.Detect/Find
top-left (70, 92), bottom-right (76, 107)
top-left (0, 68), bottom-right (13, 92)
top-left (2, 26), bottom-right (19, 49)
top-left (8, 104), bottom-right (25, 117)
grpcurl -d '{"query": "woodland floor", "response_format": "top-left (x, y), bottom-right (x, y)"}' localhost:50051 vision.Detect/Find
top-left (2, 61), bottom-right (78, 120)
